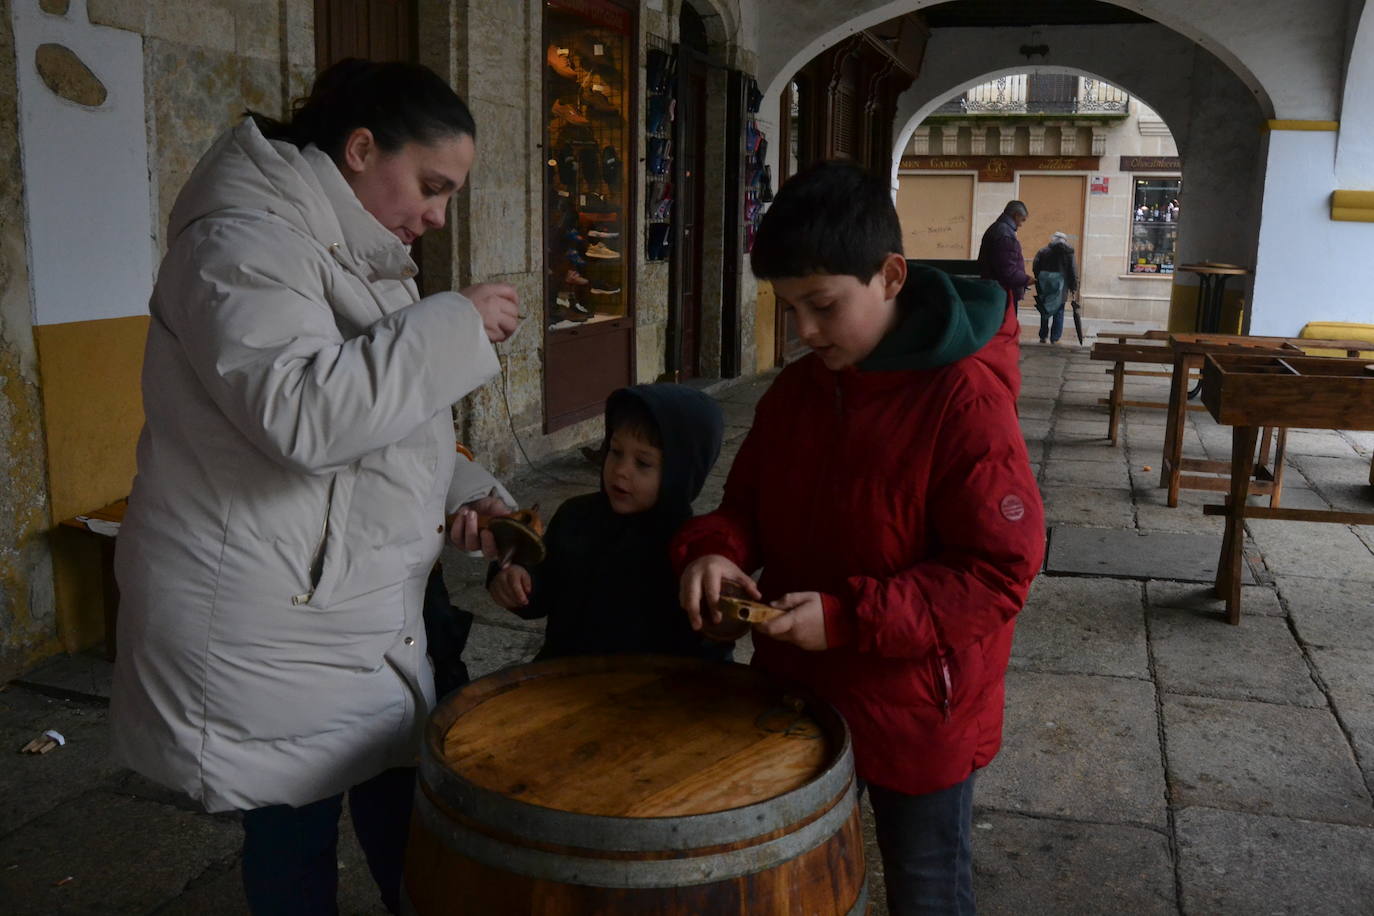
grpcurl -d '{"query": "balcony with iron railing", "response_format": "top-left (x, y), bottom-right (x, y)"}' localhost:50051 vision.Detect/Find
top-left (933, 75), bottom-right (1130, 116)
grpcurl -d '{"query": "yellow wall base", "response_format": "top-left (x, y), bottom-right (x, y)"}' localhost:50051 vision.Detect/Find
top-left (34, 315), bottom-right (148, 652)
top-left (755, 281), bottom-right (777, 373)
top-left (1167, 282), bottom-right (1246, 335)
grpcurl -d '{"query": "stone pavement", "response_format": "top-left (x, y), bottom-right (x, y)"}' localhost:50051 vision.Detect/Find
top-left (6, 326), bottom-right (1374, 914)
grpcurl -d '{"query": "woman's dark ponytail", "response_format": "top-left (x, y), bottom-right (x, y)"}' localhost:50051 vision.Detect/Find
top-left (248, 59), bottom-right (476, 160)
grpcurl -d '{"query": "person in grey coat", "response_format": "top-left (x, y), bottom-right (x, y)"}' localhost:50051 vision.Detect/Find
top-left (1032, 231), bottom-right (1079, 344)
top-left (110, 60), bottom-right (520, 913)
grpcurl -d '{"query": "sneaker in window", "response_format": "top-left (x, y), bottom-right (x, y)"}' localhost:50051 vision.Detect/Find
top-left (568, 298), bottom-right (595, 319)
top-left (588, 228), bottom-right (620, 239)
top-left (564, 269), bottom-right (591, 286)
top-left (590, 286), bottom-right (622, 295)
top-left (585, 242), bottom-right (621, 260)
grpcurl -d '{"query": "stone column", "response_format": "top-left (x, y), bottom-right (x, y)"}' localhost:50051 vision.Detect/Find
top-left (911, 125), bottom-right (931, 155)
top-left (998, 124), bottom-right (1016, 155)
top-left (1027, 124), bottom-right (1046, 156)
top-left (970, 125), bottom-right (989, 155)
top-left (940, 125), bottom-right (959, 155)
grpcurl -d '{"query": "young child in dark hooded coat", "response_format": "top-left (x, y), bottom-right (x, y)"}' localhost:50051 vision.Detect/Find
top-left (488, 384), bottom-right (728, 660)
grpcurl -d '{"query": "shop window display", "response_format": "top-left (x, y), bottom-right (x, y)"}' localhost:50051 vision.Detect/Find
top-left (1129, 176), bottom-right (1182, 274)
top-left (544, 0), bottom-right (634, 329)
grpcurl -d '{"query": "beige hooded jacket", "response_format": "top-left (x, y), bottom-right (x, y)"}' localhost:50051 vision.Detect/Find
top-left (111, 119), bottom-right (508, 812)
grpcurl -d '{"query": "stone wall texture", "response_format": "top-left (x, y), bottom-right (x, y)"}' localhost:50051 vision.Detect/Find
top-left (1, 7), bottom-right (59, 678)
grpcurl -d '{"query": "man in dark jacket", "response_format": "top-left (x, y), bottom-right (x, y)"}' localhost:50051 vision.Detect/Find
top-left (977, 200), bottom-right (1031, 306)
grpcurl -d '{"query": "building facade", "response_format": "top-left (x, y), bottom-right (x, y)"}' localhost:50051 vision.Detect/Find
top-left (896, 74), bottom-right (1183, 322)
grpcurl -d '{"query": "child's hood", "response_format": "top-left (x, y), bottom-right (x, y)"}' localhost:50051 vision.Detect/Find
top-left (860, 263), bottom-right (1007, 372)
top-left (603, 384), bottom-right (724, 518)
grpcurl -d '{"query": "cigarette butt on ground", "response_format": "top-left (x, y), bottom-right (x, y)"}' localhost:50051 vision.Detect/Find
top-left (719, 596), bottom-right (786, 625)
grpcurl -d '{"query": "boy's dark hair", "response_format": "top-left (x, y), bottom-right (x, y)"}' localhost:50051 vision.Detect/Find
top-left (606, 395), bottom-right (663, 449)
top-left (248, 59), bottom-right (477, 162)
top-left (750, 160), bottom-right (903, 283)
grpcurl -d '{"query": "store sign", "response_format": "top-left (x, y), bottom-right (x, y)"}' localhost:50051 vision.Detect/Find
top-left (899, 155), bottom-right (1100, 182)
top-left (1119, 156), bottom-right (1181, 171)
top-left (1091, 176), bottom-right (1110, 195)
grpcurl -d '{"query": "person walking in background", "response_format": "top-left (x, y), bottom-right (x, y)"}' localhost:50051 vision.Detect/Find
top-left (1032, 231), bottom-right (1079, 345)
top-left (977, 200), bottom-right (1031, 307)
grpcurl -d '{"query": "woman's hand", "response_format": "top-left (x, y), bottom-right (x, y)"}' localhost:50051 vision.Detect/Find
top-left (461, 282), bottom-right (521, 342)
top-left (450, 494), bottom-right (513, 557)
top-left (489, 564), bottom-right (532, 609)
top-left (754, 592), bottom-right (829, 651)
top-left (679, 555), bottom-right (760, 631)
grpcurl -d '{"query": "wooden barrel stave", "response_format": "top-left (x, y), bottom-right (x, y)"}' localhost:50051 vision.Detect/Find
top-left (403, 656), bottom-right (868, 915)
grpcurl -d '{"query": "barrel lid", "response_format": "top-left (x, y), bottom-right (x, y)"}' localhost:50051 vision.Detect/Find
top-left (435, 656), bottom-right (838, 818)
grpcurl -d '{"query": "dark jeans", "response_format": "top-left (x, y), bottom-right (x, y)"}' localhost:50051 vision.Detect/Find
top-left (424, 565), bottom-right (474, 700)
top-left (867, 773), bottom-right (977, 916)
top-left (1038, 307), bottom-right (1064, 343)
top-left (241, 767), bottom-right (416, 915)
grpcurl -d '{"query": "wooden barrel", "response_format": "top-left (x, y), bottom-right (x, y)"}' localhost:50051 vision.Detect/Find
top-left (402, 655), bottom-right (868, 915)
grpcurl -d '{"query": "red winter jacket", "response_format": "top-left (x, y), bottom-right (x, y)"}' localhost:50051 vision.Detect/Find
top-left (672, 290), bottom-right (1043, 795)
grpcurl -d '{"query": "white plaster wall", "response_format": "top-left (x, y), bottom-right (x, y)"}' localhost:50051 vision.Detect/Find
top-left (1251, 129), bottom-right (1374, 335)
top-left (1336, 0), bottom-right (1374, 187)
top-left (12, 0), bottom-right (153, 326)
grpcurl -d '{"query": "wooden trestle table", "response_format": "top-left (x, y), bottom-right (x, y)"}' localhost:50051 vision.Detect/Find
top-left (1200, 353), bottom-right (1374, 623)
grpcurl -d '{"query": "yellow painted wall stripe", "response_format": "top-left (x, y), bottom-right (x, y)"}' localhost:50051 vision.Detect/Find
top-left (1264, 119), bottom-right (1339, 131)
top-left (1331, 190), bottom-right (1374, 222)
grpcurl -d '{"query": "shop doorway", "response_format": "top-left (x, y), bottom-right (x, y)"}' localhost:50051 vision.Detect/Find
top-left (1017, 174), bottom-right (1087, 281)
top-left (671, 4), bottom-right (710, 379)
top-left (314, 0), bottom-right (417, 67)
top-left (896, 174), bottom-right (976, 260)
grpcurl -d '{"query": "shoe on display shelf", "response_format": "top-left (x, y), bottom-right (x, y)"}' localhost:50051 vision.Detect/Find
top-left (564, 268), bottom-right (591, 286)
top-left (588, 228), bottom-right (620, 239)
top-left (547, 43), bottom-right (583, 82)
top-left (578, 145), bottom-right (601, 187)
top-left (551, 98), bottom-right (589, 126)
top-left (602, 146), bottom-right (622, 192)
top-left (590, 286), bottom-right (622, 296)
top-left (585, 242), bottom-right (621, 260)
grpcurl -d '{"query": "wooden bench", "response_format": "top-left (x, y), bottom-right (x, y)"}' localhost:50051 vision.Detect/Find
top-left (59, 499), bottom-right (126, 660)
top-left (1090, 332), bottom-right (1205, 446)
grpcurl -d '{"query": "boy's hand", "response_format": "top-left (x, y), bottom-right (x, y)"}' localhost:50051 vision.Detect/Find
top-left (755, 592), bottom-right (829, 651)
top-left (679, 555), bottom-right (760, 631)
top-left (489, 564), bottom-right (532, 609)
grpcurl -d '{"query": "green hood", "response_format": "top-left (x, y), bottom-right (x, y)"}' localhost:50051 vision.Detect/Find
top-left (860, 263), bottom-right (1007, 372)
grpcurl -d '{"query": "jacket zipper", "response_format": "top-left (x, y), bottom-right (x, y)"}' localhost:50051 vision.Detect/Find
top-left (293, 477), bottom-right (336, 606)
top-left (934, 655), bottom-right (953, 723)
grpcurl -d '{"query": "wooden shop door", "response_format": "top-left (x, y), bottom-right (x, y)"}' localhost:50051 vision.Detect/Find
top-left (673, 48), bottom-right (709, 379)
top-left (315, 0), bottom-right (417, 67)
top-left (895, 174), bottom-right (975, 260)
top-left (1017, 174), bottom-right (1086, 281)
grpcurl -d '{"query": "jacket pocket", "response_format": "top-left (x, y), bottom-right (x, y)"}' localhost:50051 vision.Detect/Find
top-left (293, 475), bottom-right (340, 608)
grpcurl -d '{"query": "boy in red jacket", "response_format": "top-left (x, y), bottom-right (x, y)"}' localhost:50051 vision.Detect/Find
top-left (673, 161), bottom-right (1044, 915)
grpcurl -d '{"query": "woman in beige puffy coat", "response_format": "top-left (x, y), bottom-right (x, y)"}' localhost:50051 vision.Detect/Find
top-left (111, 60), bottom-right (519, 913)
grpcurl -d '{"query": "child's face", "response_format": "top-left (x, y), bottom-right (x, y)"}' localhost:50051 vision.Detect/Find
top-left (771, 254), bottom-right (907, 370)
top-left (603, 427), bottom-right (663, 514)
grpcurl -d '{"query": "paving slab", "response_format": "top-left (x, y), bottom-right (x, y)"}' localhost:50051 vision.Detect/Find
top-left (1040, 486), bottom-right (1136, 529)
top-left (1162, 694), bottom-right (1374, 826)
top-left (1308, 646), bottom-right (1374, 788)
top-left (1020, 419), bottom-right (1051, 443)
top-left (12, 651), bottom-right (112, 701)
top-left (1148, 608), bottom-right (1324, 706)
top-left (978, 672), bottom-right (1166, 826)
top-left (1176, 806), bottom-right (1374, 916)
top-left (1278, 576), bottom-right (1374, 650)
top-left (1283, 429), bottom-right (1363, 460)
top-left (1011, 577), bottom-right (1149, 679)
top-left (462, 620), bottom-right (542, 681)
top-left (971, 813), bottom-right (1175, 916)
top-left (1018, 397), bottom-right (1055, 420)
top-left (1053, 419), bottom-right (1117, 441)
top-left (1045, 440), bottom-right (1123, 463)
top-left (1146, 580), bottom-right (1283, 617)
top-left (155, 805), bottom-right (388, 916)
top-left (1134, 502), bottom-right (1225, 536)
top-left (0, 792), bottom-right (241, 916)
top-left (1046, 526), bottom-right (1253, 584)
top-left (1042, 458), bottom-right (1132, 489)
top-left (1052, 404), bottom-right (1110, 424)
top-left (0, 688), bottom-right (124, 829)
